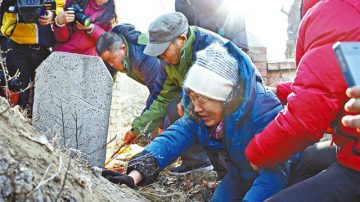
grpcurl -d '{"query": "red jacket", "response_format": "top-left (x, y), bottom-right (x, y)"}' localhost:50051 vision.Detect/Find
top-left (301, 0), bottom-right (321, 17)
top-left (53, 0), bottom-right (112, 55)
top-left (245, 0), bottom-right (360, 172)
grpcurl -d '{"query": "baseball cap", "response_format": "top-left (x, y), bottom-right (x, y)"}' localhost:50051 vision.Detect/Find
top-left (144, 12), bottom-right (189, 56)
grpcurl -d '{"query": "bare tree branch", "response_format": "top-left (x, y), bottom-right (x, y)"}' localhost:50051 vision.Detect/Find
top-left (55, 157), bottom-right (71, 202)
top-left (60, 103), bottom-right (66, 146)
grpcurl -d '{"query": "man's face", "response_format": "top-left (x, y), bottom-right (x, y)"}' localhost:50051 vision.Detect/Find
top-left (158, 36), bottom-right (186, 65)
top-left (100, 45), bottom-right (126, 71)
top-left (188, 90), bottom-right (224, 127)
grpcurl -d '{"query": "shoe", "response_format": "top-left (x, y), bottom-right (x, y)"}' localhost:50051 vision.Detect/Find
top-left (169, 161), bottom-right (213, 176)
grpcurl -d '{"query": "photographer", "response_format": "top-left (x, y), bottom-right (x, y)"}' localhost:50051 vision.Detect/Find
top-left (0, 0), bottom-right (63, 116)
top-left (53, 0), bottom-right (117, 56)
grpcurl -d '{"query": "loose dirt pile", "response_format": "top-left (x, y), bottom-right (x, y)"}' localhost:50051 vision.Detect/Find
top-left (0, 97), bottom-right (149, 202)
top-left (0, 72), bottom-right (219, 202)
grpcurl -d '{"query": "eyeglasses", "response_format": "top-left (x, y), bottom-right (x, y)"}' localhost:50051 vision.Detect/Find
top-left (188, 91), bottom-right (210, 106)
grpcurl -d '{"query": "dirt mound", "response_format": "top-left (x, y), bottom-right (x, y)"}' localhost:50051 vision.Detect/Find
top-left (0, 97), bottom-right (149, 202)
top-left (138, 166), bottom-right (219, 202)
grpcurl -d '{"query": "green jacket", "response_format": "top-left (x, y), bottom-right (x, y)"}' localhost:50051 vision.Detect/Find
top-left (131, 26), bottom-right (226, 136)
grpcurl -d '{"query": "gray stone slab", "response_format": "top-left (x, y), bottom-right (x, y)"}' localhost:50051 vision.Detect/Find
top-left (32, 52), bottom-right (113, 167)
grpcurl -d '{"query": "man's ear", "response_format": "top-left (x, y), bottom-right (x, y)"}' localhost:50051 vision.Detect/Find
top-left (120, 44), bottom-right (127, 52)
top-left (178, 34), bottom-right (187, 42)
top-left (120, 44), bottom-right (127, 56)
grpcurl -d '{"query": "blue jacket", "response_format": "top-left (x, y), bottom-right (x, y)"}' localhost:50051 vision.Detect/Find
top-left (110, 24), bottom-right (162, 100)
top-left (142, 42), bottom-right (289, 200)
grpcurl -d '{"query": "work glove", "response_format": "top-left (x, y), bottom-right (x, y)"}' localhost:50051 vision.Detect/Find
top-left (124, 130), bottom-right (136, 144)
top-left (102, 169), bottom-right (135, 189)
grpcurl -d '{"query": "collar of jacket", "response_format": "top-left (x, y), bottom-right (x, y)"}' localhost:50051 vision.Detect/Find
top-left (117, 34), bottom-right (131, 74)
top-left (89, 0), bottom-right (107, 11)
top-left (115, 34), bottom-right (141, 83)
top-left (223, 42), bottom-right (260, 125)
top-left (168, 27), bottom-right (196, 79)
top-left (224, 79), bottom-right (245, 116)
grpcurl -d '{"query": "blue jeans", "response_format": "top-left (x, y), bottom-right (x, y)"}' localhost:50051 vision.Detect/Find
top-left (266, 163), bottom-right (360, 202)
top-left (289, 140), bottom-right (337, 186)
top-left (211, 170), bottom-right (287, 202)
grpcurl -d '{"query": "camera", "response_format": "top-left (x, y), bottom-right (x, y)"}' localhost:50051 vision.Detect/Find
top-left (8, 0), bottom-right (56, 23)
top-left (65, 4), bottom-right (92, 27)
top-left (0, 70), bottom-right (24, 93)
top-left (333, 42), bottom-right (360, 87)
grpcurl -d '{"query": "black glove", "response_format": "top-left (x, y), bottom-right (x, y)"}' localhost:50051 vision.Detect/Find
top-left (101, 169), bottom-right (135, 189)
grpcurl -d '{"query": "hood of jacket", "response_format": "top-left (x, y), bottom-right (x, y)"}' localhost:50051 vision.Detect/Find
top-left (301, 0), bottom-right (321, 17)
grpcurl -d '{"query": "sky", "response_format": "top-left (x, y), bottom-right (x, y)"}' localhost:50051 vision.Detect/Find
top-left (115, 0), bottom-right (294, 61)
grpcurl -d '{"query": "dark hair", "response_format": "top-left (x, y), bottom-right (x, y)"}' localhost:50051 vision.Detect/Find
top-left (96, 31), bottom-right (124, 55)
top-left (71, 0), bottom-right (117, 25)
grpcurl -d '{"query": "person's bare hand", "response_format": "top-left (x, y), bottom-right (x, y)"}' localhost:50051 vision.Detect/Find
top-left (177, 102), bottom-right (184, 117)
top-left (342, 86), bottom-right (360, 132)
top-left (250, 162), bottom-right (259, 171)
top-left (39, 11), bottom-right (54, 26)
top-left (124, 130), bottom-right (135, 144)
top-left (55, 10), bottom-right (75, 25)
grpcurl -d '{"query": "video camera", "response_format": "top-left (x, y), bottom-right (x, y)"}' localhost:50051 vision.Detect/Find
top-left (65, 4), bottom-right (92, 27)
top-left (8, 0), bottom-right (56, 23)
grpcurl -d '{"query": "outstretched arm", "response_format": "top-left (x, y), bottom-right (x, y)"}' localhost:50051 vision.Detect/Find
top-left (246, 46), bottom-right (348, 169)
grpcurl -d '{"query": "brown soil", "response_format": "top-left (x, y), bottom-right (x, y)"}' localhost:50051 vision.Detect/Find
top-left (0, 97), bottom-right (149, 202)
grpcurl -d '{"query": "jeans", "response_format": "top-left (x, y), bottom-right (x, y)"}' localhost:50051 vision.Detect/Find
top-left (289, 140), bottom-right (337, 186)
top-left (211, 168), bottom-right (287, 202)
top-left (266, 162), bottom-right (360, 202)
top-left (211, 174), bottom-right (251, 202)
top-left (206, 149), bottom-right (229, 180)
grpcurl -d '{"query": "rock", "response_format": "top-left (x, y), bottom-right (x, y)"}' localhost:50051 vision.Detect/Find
top-left (0, 175), bottom-right (12, 198)
top-left (75, 175), bottom-right (91, 188)
top-left (0, 159), bottom-right (7, 175)
top-left (32, 52), bottom-right (113, 167)
top-left (0, 96), bottom-right (150, 201)
top-left (15, 166), bottom-right (34, 193)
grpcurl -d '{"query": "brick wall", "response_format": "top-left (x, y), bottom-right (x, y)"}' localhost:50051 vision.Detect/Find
top-left (267, 60), bottom-right (296, 86)
top-left (248, 47), bottom-right (268, 84)
top-left (248, 46), bottom-right (296, 86)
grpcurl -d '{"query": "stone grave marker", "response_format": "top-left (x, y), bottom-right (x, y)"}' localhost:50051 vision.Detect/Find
top-left (32, 52), bottom-right (113, 167)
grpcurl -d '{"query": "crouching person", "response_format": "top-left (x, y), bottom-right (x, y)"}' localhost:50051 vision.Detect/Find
top-left (102, 43), bottom-right (289, 201)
